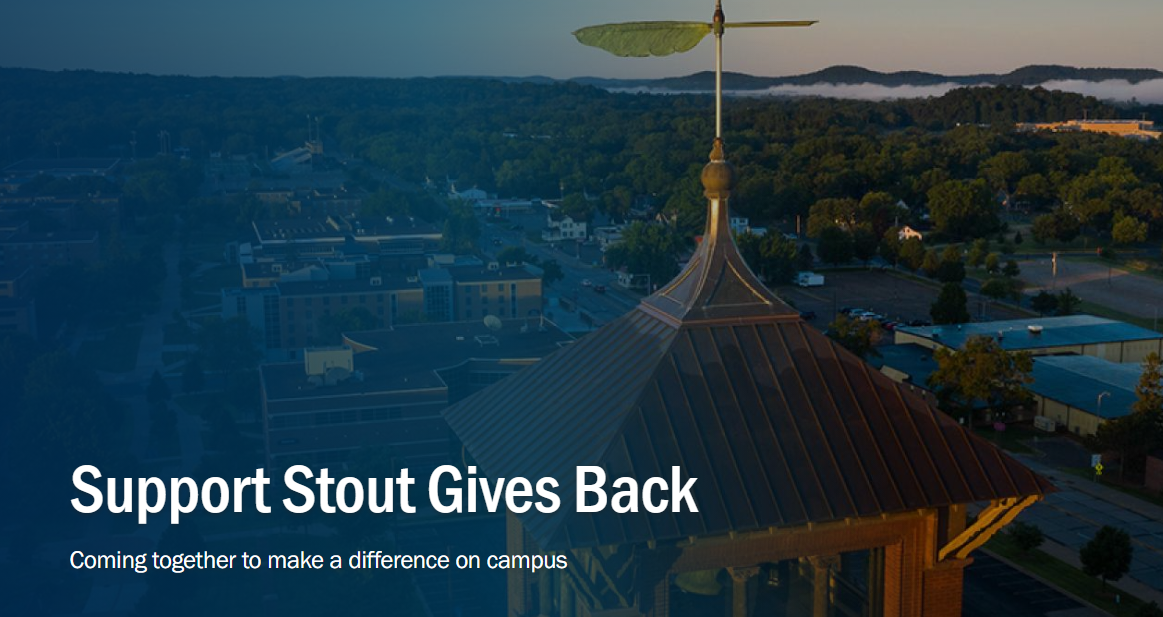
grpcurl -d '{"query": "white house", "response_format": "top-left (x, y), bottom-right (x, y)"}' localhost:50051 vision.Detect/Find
top-left (543, 210), bottom-right (587, 242)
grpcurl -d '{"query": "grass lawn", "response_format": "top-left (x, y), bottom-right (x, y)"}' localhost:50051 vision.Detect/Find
top-left (986, 532), bottom-right (1148, 616)
top-left (75, 325), bottom-right (143, 373)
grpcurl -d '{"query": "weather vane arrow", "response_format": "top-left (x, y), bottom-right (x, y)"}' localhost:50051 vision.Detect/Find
top-left (573, 0), bottom-right (816, 142)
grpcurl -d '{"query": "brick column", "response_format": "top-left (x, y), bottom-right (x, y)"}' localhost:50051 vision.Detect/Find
top-left (809, 555), bottom-right (840, 617)
top-left (921, 558), bottom-right (972, 617)
top-left (728, 566), bottom-right (759, 617)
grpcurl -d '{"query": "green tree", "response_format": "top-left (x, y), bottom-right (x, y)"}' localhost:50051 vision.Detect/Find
top-left (1002, 259), bottom-right (1021, 278)
top-left (1008, 521), bottom-right (1045, 553)
top-left (826, 314), bottom-right (882, 359)
top-left (1031, 212), bottom-right (1081, 245)
top-left (496, 246), bottom-right (532, 265)
top-left (796, 244), bottom-right (814, 271)
top-left (921, 248), bottom-right (941, 278)
top-left (604, 222), bottom-right (684, 287)
top-left (984, 252), bottom-right (1000, 274)
top-left (899, 237), bottom-right (926, 271)
top-left (927, 179), bottom-right (998, 239)
top-left (806, 197), bottom-right (859, 238)
top-left (539, 258), bottom-right (565, 286)
top-left (879, 227), bottom-right (902, 266)
top-left (1030, 291), bottom-right (1059, 315)
top-left (929, 335), bottom-right (1033, 423)
top-left (936, 245), bottom-right (966, 283)
top-left (931, 282), bottom-right (971, 325)
top-left (737, 231), bottom-right (799, 285)
top-left (561, 192), bottom-right (595, 223)
top-left (440, 201), bottom-right (480, 254)
top-left (1056, 288), bottom-right (1082, 316)
top-left (1112, 214), bottom-right (1148, 246)
top-left (1080, 525), bottom-right (1133, 591)
top-left (817, 226), bottom-right (854, 266)
top-left (851, 226), bottom-right (879, 266)
top-left (966, 238), bottom-right (990, 267)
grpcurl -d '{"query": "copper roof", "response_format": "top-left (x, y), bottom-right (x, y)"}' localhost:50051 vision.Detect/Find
top-left (443, 140), bottom-right (1052, 551)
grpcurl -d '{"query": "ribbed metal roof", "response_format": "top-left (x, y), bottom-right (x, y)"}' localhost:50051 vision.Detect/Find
top-left (443, 141), bottom-right (1051, 551)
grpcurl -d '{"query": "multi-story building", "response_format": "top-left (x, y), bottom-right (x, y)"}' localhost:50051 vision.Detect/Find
top-left (1018, 119), bottom-right (1162, 141)
top-left (0, 228), bottom-right (101, 272)
top-left (259, 320), bottom-right (572, 471)
top-left (251, 214), bottom-right (441, 266)
top-left (447, 264), bottom-right (542, 321)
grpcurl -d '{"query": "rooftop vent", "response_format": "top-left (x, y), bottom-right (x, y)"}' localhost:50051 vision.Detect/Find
top-left (1028, 324), bottom-right (1044, 335)
top-left (474, 335), bottom-right (499, 346)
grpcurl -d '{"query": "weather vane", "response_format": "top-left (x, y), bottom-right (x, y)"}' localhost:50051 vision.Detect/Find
top-left (574, 0), bottom-right (815, 142)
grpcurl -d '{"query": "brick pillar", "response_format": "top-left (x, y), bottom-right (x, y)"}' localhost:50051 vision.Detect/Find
top-left (809, 555), bottom-right (840, 617)
top-left (882, 542), bottom-right (903, 617)
top-left (921, 558), bottom-right (971, 617)
top-left (728, 566), bottom-right (759, 617)
top-left (507, 511), bottom-right (528, 615)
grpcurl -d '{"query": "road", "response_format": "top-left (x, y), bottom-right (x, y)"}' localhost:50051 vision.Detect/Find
top-left (479, 214), bottom-right (640, 330)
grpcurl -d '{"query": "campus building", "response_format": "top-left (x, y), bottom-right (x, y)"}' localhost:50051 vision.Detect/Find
top-left (0, 227), bottom-right (101, 273)
top-left (1018, 119), bottom-right (1162, 141)
top-left (250, 214), bottom-right (441, 266)
top-left (258, 320), bottom-right (572, 471)
top-left (894, 315), bottom-right (1163, 364)
top-left (444, 141), bottom-right (1051, 617)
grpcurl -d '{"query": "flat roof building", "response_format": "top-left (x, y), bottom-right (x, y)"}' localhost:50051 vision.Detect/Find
top-left (259, 319), bottom-right (572, 471)
top-left (1028, 355), bottom-right (1140, 436)
top-left (895, 315), bottom-right (1163, 363)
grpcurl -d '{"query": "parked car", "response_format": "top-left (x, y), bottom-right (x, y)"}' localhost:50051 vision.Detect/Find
top-left (593, 285), bottom-right (606, 294)
top-left (907, 319), bottom-right (932, 327)
top-left (581, 279), bottom-right (593, 287)
top-left (881, 321), bottom-right (899, 331)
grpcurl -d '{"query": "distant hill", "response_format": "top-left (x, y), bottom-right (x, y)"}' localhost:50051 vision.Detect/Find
top-left (565, 65), bottom-right (1163, 92)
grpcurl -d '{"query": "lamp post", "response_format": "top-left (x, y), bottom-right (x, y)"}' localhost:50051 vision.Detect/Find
top-left (1097, 391), bottom-right (1112, 420)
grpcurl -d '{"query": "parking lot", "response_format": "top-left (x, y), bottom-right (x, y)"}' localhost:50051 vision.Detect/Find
top-left (775, 270), bottom-right (1029, 327)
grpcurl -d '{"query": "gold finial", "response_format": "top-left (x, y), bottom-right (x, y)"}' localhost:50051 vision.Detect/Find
top-left (701, 138), bottom-right (735, 197)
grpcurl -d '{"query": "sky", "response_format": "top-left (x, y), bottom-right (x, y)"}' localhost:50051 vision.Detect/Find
top-left (1, 0), bottom-right (1159, 79)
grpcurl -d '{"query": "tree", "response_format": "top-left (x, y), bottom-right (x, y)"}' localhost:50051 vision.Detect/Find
top-left (604, 222), bottom-right (683, 287)
top-left (931, 282), bottom-right (971, 325)
top-left (1008, 522), bottom-right (1045, 553)
top-left (826, 315), bottom-right (881, 359)
top-left (929, 335), bottom-right (1033, 423)
top-left (1032, 212), bottom-right (1081, 245)
top-left (496, 246), bottom-right (532, 265)
top-left (984, 252), bottom-right (1000, 274)
top-left (1112, 214), bottom-right (1148, 246)
top-left (181, 357), bottom-right (205, 394)
top-left (927, 179), bottom-right (998, 239)
top-left (852, 226), bottom-right (879, 265)
top-left (539, 259), bottom-right (564, 286)
top-left (796, 244), bottom-right (814, 271)
top-left (899, 237), bottom-right (926, 271)
top-left (1056, 288), bottom-right (1082, 316)
top-left (981, 277), bottom-right (1021, 302)
top-left (817, 226), bottom-right (854, 266)
top-left (147, 370), bottom-right (171, 407)
top-left (879, 227), bottom-right (901, 266)
top-left (737, 231), bottom-right (799, 285)
top-left (1013, 230), bottom-right (1024, 246)
top-left (1080, 525), bottom-right (1133, 591)
top-left (966, 238), bottom-right (989, 267)
top-left (1030, 291), bottom-right (1059, 316)
top-left (1002, 259), bottom-right (1021, 278)
top-left (806, 197), bottom-right (859, 238)
top-left (440, 201), bottom-right (480, 254)
top-left (936, 245), bottom-right (966, 283)
top-left (921, 248), bottom-right (941, 278)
